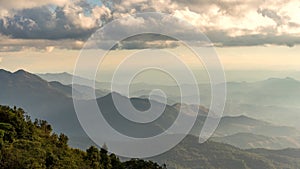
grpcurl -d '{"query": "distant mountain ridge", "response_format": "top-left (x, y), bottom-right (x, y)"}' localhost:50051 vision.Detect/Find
top-left (38, 72), bottom-right (111, 90)
top-left (212, 132), bottom-right (300, 149)
top-left (153, 135), bottom-right (300, 169)
top-left (38, 72), bottom-right (89, 85)
top-left (174, 103), bottom-right (300, 149)
top-left (1, 69), bottom-right (300, 150)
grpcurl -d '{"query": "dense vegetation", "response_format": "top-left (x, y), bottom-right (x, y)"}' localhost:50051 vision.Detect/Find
top-left (0, 105), bottom-right (165, 169)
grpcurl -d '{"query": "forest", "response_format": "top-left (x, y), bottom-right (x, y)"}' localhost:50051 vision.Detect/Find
top-left (0, 105), bottom-right (166, 169)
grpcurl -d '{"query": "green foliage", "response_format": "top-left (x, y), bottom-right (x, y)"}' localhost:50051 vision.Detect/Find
top-left (86, 146), bottom-right (102, 169)
top-left (123, 159), bottom-right (166, 169)
top-left (0, 105), bottom-right (165, 169)
top-left (57, 133), bottom-right (68, 148)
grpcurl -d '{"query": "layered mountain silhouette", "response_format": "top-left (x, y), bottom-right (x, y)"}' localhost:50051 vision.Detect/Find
top-left (1, 69), bottom-right (300, 150)
top-left (0, 69), bottom-right (94, 147)
top-left (38, 72), bottom-right (300, 107)
top-left (212, 132), bottom-right (300, 149)
top-left (38, 72), bottom-right (94, 86)
top-left (123, 77), bottom-right (300, 130)
top-left (174, 104), bottom-right (300, 149)
top-left (38, 72), bottom-right (112, 90)
top-left (0, 69), bottom-right (181, 148)
top-left (152, 135), bottom-right (300, 169)
top-left (2, 69), bottom-right (300, 168)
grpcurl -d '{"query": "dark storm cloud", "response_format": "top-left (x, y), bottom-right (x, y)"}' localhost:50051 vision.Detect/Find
top-left (206, 31), bottom-right (300, 47)
top-left (110, 34), bottom-right (178, 50)
top-left (0, 7), bottom-right (97, 40)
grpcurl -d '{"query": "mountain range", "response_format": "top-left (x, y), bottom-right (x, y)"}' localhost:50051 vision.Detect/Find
top-left (175, 104), bottom-right (300, 149)
top-left (1, 69), bottom-right (300, 151)
top-left (2, 69), bottom-right (300, 168)
top-left (152, 135), bottom-right (300, 169)
top-left (38, 72), bottom-right (300, 129)
top-left (0, 70), bottom-right (300, 149)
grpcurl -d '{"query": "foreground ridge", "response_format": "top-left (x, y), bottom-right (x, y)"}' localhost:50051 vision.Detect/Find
top-left (0, 105), bottom-right (165, 169)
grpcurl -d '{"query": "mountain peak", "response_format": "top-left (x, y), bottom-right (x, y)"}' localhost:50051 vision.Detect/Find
top-left (14, 69), bottom-right (28, 75)
top-left (13, 69), bottom-right (33, 77)
top-left (44, 72), bottom-right (72, 76)
top-left (0, 69), bottom-right (31, 75)
top-left (102, 92), bottom-right (126, 99)
top-left (0, 69), bottom-right (11, 74)
top-left (260, 77), bottom-right (300, 86)
top-left (8, 69), bottom-right (48, 84)
top-left (265, 77), bottom-right (297, 82)
top-left (284, 76), bottom-right (296, 81)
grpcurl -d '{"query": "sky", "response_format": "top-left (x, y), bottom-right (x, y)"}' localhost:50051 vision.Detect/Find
top-left (0, 0), bottom-right (300, 81)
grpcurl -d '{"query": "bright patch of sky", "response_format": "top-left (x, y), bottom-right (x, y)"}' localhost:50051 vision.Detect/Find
top-left (87, 0), bottom-right (102, 6)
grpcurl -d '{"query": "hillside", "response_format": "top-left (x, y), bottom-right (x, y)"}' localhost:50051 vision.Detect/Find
top-left (38, 72), bottom-right (111, 90)
top-left (153, 135), bottom-right (300, 169)
top-left (212, 133), bottom-right (300, 149)
top-left (38, 72), bottom-right (90, 86)
top-left (174, 104), bottom-right (300, 149)
top-left (0, 105), bottom-right (165, 169)
top-left (131, 77), bottom-right (300, 130)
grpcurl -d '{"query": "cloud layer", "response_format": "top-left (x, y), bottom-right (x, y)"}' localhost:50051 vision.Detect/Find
top-left (0, 0), bottom-right (300, 51)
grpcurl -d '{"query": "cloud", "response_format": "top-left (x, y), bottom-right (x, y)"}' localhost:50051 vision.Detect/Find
top-left (0, 35), bottom-right (85, 52)
top-left (0, 0), bottom-right (300, 50)
top-left (45, 46), bottom-right (55, 52)
top-left (81, 14), bottom-right (213, 50)
top-left (0, 0), bottom-right (68, 10)
top-left (111, 40), bottom-right (179, 50)
top-left (206, 30), bottom-right (300, 47)
top-left (0, 1), bottom-right (111, 40)
top-left (112, 33), bottom-right (180, 50)
top-left (99, 0), bottom-right (300, 48)
top-left (257, 8), bottom-right (285, 26)
top-left (0, 57), bottom-right (2, 63)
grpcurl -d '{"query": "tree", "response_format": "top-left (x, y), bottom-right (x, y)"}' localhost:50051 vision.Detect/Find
top-left (100, 144), bottom-right (111, 169)
top-left (45, 152), bottom-right (56, 168)
top-left (109, 154), bottom-right (124, 169)
top-left (86, 146), bottom-right (101, 169)
top-left (58, 133), bottom-right (68, 148)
